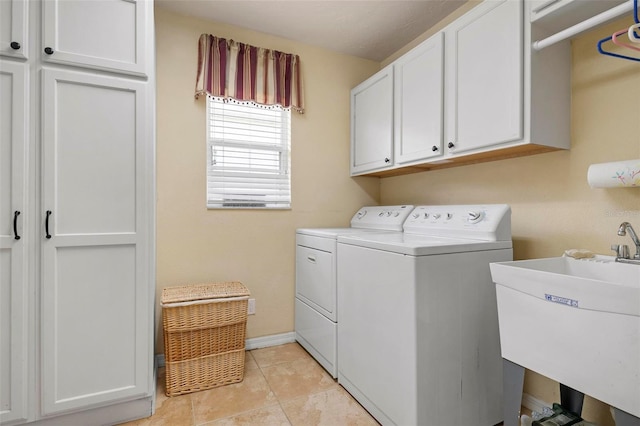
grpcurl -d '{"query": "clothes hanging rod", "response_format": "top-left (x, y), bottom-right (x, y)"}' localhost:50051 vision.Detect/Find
top-left (533, 0), bottom-right (634, 51)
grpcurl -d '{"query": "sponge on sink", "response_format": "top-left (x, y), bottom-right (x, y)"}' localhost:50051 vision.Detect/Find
top-left (563, 249), bottom-right (595, 259)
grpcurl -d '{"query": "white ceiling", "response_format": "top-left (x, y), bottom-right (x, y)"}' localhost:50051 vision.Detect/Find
top-left (156, 0), bottom-right (467, 61)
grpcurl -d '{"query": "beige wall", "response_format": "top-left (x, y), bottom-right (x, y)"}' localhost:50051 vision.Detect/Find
top-left (154, 7), bottom-right (380, 348)
top-left (380, 19), bottom-right (639, 426)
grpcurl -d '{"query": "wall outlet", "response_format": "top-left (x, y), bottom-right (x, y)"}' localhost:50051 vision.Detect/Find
top-left (247, 298), bottom-right (256, 315)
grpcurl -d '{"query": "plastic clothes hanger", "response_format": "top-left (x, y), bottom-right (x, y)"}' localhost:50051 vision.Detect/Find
top-left (597, 37), bottom-right (640, 61)
top-left (631, 0), bottom-right (640, 39)
top-left (629, 23), bottom-right (640, 42)
top-left (597, 0), bottom-right (640, 61)
top-left (612, 28), bottom-right (640, 51)
top-left (623, 0), bottom-right (640, 41)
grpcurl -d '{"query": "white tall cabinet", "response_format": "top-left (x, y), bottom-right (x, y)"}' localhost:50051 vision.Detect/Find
top-left (0, 58), bottom-right (29, 426)
top-left (1, 1), bottom-right (155, 425)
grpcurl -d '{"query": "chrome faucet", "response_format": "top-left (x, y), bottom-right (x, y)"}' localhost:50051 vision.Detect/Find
top-left (617, 222), bottom-right (640, 260)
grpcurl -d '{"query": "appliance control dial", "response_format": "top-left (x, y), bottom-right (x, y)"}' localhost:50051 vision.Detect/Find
top-left (412, 212), bottom-right (420, 219)
top-left (446, 213), bottom-right (453, 220)
top-left (433, 213), bottom-right (441, 219)
top-left (356, 210), bottom-right (367, 219)
top-left (467, 210), bottom-right (483, 223)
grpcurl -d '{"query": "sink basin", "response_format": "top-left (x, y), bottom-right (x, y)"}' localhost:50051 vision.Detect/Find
top-left (490, 256), bottom-right (640, 417)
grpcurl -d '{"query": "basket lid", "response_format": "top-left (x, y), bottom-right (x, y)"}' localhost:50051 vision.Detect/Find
top-left (161, 282), bottom-right (250, 304)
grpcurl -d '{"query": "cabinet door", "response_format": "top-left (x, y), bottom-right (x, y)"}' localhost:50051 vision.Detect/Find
top-left (350, 65), bottom-right (393, 175)
top-left (0, 60), bottom-right (29, 424)
top-left (445, 0), bottom-right (523, 154)
top-left (394, 32), bottom-right (444, 164)
top-left (0, 0), bottom-right (28, 59)
top-left (42, 0), bottom-right (149, 76)
top-left (40, 68), bottom-right (152, 415)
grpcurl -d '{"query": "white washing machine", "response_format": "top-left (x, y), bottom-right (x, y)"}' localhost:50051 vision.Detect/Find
top-left (295, 205), bottom-right (414, 378)
top-left (337, 204), bottom-right (513, 426)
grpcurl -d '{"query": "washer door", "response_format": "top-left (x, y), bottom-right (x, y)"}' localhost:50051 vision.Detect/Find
top-left (296, 244), bottom-right (335, 321)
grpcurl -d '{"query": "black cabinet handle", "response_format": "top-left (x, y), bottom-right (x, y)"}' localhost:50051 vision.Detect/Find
top-left (432, 146), bottom-right (438, 152)
top-left (10, 41), bottom-right (21, 50)
top-left (447, 142), bottom-right (455, 149)
top-left (44, 47), bottom-right (54, 55)
top-left (13, 211), bottom-right (21, 240)
top-left (384, 157), bottom-right (391, 163)
top-left (45, 210), bottom-right (52, 239)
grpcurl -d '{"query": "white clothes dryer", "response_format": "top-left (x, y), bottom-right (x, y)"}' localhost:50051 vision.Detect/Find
top-left (295, 205), bottom-right (414, 378)
top-left (337, 204), bottom-right (513, 426)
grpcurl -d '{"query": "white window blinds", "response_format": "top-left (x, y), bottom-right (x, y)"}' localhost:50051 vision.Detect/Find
top-left (206, 95), bottom-right (291, 209)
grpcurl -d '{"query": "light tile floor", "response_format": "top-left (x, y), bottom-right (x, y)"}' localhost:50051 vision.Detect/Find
top-left (118, 343), bottom-right (379, 426)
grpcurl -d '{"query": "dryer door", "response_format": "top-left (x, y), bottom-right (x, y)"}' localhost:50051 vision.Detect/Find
top-left (296, 243), bottom-right (336, 321)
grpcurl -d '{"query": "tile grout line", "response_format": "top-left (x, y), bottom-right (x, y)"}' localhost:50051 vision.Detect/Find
top-left (191, 350), bottom-right (274, 426)
top-left (277, 399), bottom-right (295, 426)
top-left (191, 394), bottom-right (196, 426)
top-left (252, 345), bottom-right (350, 425)
top-left (250, 346), bottom-right (313, 426)
top-left (251, 349), bottom-right (298, 426)
top-left (250, 349), bottom-right (295, 425)
top-left (190, 344), bottom-right (341, 426)
top-left (195, 403), bottom-right (286, 426)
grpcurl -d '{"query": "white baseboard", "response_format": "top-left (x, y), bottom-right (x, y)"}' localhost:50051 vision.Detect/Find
top-left (522, 392), bottom-right (551, 413)
top-left (245, 332), bottom-right (296, 350)
top-left (29, 397), bottom-right (152, 425)
top-left (156, 332), bottom-right (296, 367)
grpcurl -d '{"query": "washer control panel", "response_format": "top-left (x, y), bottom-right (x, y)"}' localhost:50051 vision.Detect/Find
top-left (351, 205), bottom-right (414, 231)
top-left (404, 204), bottom-right (511, 241)
top-left (409, 208), bottom-right (485, 223)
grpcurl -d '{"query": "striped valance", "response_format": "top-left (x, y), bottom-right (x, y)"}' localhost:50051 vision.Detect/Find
top-left (195, 34), bottom-right (305, 113)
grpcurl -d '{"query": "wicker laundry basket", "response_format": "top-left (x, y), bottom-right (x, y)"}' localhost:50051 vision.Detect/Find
top-left (161, 282), bottom-right (250, 396)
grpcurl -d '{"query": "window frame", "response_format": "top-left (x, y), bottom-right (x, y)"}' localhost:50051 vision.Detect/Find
top-left (205, 95), bottom-right (292, 210)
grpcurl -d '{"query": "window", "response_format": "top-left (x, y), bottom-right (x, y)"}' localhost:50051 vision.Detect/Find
top-left (206, 95), bottom-right (291, 209)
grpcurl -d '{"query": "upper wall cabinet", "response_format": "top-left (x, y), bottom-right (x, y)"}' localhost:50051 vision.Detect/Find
top-left (394, 32), bottom-right (444, 165)
top-left (42, 0), bottom-right (150, 76)
top-left (444, 0), bottom-right (523, 155)
top-left (0, 0), bottom-right (28, 59)
top-left (350, 32), bottom-right (445, 176)
top-left (351, 0), bottom-right (572, 177)
top-left (350, 64), bottom-right (394, 175)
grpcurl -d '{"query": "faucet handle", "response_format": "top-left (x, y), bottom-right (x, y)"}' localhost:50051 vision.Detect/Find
top-left (611, 244), bottom-right (630, 259)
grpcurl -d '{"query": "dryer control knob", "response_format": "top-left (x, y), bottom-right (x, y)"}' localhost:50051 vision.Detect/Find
top-left (433, 213), bottom-right (441, 219)
top-left (412, 213), bottom-right (420, 219)
top-left (468, 211), bottom-right (483, 223)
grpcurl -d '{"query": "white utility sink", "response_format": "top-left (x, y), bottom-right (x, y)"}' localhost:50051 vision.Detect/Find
top-left (490, 256), bottom-right (640, 418)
